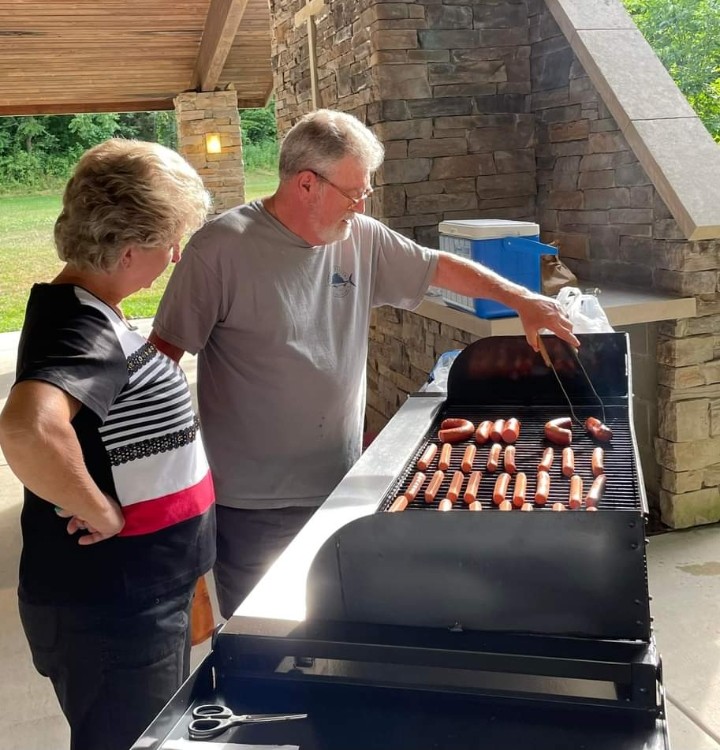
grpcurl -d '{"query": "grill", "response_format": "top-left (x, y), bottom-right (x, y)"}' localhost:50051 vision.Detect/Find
top-left (133, 333), bottom-right (670, 750)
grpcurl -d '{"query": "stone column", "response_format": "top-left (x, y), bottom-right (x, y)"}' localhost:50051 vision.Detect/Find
top-left (174, 89), bottom-right (245, 214)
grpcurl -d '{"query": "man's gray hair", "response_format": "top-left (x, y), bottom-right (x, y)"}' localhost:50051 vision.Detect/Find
top-left (279, 109), bottom-right (385, 180)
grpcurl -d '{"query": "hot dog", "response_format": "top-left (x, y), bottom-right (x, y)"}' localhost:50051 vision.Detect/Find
top-left (417, 443), bottom-right (438, 472)
top-left (562, 447), bottom-right (575, 478)
top-left (538, 447), bottom-right (554, 472)
top-left (585, 416), bottom-right (613, 442)
top-left (424, 470), bottom-right (445, 504)
top-left (468, 500), bottom-right (482, 511)
top-left (438, 418), bottom-right (475, 443)
top-left (552, 501), bottom-right (566, 512)
top-left (545, 417), bottom-right (572, 446)
top-left (492, 472), bottom-right (511, 505)
top-left (490, 419), bottom-right (506, 442)
top-left (438, 443), bottom-right (452, 471)
top-left (503, 445), bottom-right (517, 474)
top-left (461, 444), bottom-right (476, 473)
top-left (498, 499), bottom-right (513, 511)
top-left (535, 470), bottom-right (550, 505)
top-left (521, 502), bottom-right (534, 512)
top-left (512, 472), bottom-right (527, 508)
top-left (501, 418), bottom-right (521, 443)
top-left (389, 496), bottom-right (408, 512)
top-left (405, 472), bottom-right (426, 502)
top-left (487, 443), bottom-right (502, 472)
top-left (464, 471), bottom-right (482, 504)
top-left (585, 474), bottom-right (607, 508)
top-left (592, 447), bottom-right (605, 477)
top-left (438, 498), bottom-right (453, 512)
top-left (568, 474), bottom-right (583, 509)
top-left (475, 420), bottom-right (493, 445)
top-left (446, 471), bottom-right (464, 502)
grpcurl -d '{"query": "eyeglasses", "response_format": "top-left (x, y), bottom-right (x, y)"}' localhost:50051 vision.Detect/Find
top-left (308, 170), bottom-right (373, 207)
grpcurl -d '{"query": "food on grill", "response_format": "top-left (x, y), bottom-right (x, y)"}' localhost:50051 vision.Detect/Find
top-left (388, 496), bottom-right (408, 512)
top-left (551, 501), bottom-right (566, 511)
top-left (562, 447), bottom-right (575, 477)
top-left (569, 475), bottom-right (583, 509)
top-left (490, 419), bottom-right (505, 442)
top-left (501, 417), bottom-right (520, 443)
top-left (487, 443), bottom-right (502, 472)
top-left (592, 447), bottom-right (605, 477)
top-left (538, 447), bottom-right (554, 472)
top-left (535, 470), bottom-right (550, 505)
top-left (585, 417), bottom-right (613, 442)
top-left (521, 502), bottom-right (534, 512)
top-left (424, 470), bottom-right (445, 503)
top-left (512, 472), bottom-right (527, 507)
top-left (405, 472), bottom-right (426, 502)
top-left (474, 420), bottom-right (492, 444)
top-left (461, 445), bottom-right (476, 473)
top-left (438, 443), bottom-right (452, 471)
top-left (417, 443), bottom-right (438, 471)
top-left (438, 498), bottom-right (453, 512)
top-left (438, 418), bottom-right (475, 443)
top-left (544, 417), bottom-right (572, 445)
top-left (468, 500), bottom-right (482, 511)
top-left (492, 472), bottom-right (511, 505)
top-left (446, 471), bottom-right (464, 502)
top-left (498, 499), bottom-right (513, 511)
top-left (464, 471), bottom-right (482, 504)
top-left (503, 445), bottom-right (516, 474)
top-left (585, 474), bottom-right (607, 508)
top-left (586, 506), bottom-right (598, 512)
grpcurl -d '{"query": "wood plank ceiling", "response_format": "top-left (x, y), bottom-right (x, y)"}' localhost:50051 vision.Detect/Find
top-left (0, 0), bottom-right (274, 116)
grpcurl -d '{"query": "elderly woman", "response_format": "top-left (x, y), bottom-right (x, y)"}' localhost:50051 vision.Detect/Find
top-left (0, 139), bottom-right (215, 750)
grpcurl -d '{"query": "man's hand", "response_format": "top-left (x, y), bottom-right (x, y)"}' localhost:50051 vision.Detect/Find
top-left (55, 496), bottom-right (125, 545)
top-left (515, 292), bottom-right (579, 352)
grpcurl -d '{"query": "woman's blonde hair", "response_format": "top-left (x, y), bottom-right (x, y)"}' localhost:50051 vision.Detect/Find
top-left (55, 139), bottom-right (211, 272)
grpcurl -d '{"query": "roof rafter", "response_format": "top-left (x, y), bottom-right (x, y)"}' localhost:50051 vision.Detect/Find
top-left (192, 0), bottom-right (251, 92)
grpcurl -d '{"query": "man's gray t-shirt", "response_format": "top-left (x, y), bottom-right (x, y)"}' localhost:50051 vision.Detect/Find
top-left (153, 201), bottom-right (438, 509)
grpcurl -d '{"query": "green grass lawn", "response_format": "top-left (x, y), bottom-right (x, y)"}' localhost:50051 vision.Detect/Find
top-left (0, 169), bottom-right (278, 333)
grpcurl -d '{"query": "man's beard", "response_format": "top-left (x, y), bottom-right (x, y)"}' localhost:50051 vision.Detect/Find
top-left (309, 201), bottom-right (354, 244)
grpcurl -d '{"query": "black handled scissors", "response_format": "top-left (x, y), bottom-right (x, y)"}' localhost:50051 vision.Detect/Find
top-left (188, 703), bottom-right (307, 740)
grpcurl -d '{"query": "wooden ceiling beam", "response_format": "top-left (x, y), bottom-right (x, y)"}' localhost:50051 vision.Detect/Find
top-left (192, 0), bottom-right (251, 92)
top-left (0, 99), bottom-right (176, 117)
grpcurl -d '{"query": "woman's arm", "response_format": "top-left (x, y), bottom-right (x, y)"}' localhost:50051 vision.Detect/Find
top-left (0, 380), bottom-right (125, 544)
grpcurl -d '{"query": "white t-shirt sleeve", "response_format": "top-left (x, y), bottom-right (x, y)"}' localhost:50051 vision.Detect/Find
top-left (370, 220), bottom-right (438, 310)
top-left (153, 239), bottom-right (225, 355)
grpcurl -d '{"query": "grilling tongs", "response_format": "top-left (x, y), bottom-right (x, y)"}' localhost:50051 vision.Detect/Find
top-left (536, 337), bottom-right (607, 428)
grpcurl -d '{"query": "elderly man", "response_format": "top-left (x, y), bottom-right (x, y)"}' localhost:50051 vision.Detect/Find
top-left (150, 109), bottom-right (578, 619)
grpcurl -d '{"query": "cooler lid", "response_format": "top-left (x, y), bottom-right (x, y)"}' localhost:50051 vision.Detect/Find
top-left (439, 218), bottom-right (540, 240)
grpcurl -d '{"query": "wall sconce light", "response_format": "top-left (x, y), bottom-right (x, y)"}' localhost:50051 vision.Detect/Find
top-left (205, 133), bottom-right (222, 154)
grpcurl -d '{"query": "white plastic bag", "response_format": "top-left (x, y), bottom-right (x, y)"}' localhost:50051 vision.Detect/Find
top-left (556, 287), bottom-right (614, 334)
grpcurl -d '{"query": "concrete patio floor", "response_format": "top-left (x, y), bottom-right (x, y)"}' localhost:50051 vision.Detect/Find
top-left (0, 322), bottom-right (718, 749)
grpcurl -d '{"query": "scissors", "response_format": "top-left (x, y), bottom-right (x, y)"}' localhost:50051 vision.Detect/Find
top-left (188, 703), bottom-right (307, 740)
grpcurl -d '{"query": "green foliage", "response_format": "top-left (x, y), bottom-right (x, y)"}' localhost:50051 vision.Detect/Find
top-left (240, 103), bottom-right (277, 144)
top-left (623, 0), bottom-right (720, 140)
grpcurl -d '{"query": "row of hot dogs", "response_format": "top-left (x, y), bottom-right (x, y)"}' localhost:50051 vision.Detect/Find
top-left (387, 414), bottom-right (611, 512)
top-left (439, 416), bottom-right (613, 446)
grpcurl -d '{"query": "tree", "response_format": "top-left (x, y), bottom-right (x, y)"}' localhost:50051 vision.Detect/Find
top-left (623, 0), bottom-right (720, 139)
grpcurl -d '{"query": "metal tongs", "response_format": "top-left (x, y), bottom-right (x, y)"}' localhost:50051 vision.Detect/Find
top-left (537, 337), bottom-right (606, 427)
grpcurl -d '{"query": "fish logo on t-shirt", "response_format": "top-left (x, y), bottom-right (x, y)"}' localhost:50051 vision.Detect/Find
top-left (329, 267), bottom-right (356, 298)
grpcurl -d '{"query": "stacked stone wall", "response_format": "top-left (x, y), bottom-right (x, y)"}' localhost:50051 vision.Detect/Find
top-left (174, 90), bottom-right (245, 214)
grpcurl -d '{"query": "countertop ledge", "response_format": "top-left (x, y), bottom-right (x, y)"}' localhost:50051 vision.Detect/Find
top-left (416, 284), bottom-right (697, 337)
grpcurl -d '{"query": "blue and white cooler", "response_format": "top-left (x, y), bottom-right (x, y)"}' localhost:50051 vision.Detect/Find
top-left (438, 219), bottom-right (557, 319)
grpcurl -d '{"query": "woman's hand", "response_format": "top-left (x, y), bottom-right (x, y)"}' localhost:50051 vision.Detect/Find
top-left (55, 496), bottom-right (125, 545)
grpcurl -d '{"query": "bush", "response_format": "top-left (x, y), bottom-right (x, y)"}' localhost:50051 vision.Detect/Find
top-left (243, 139), bottom-right (279, 171)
